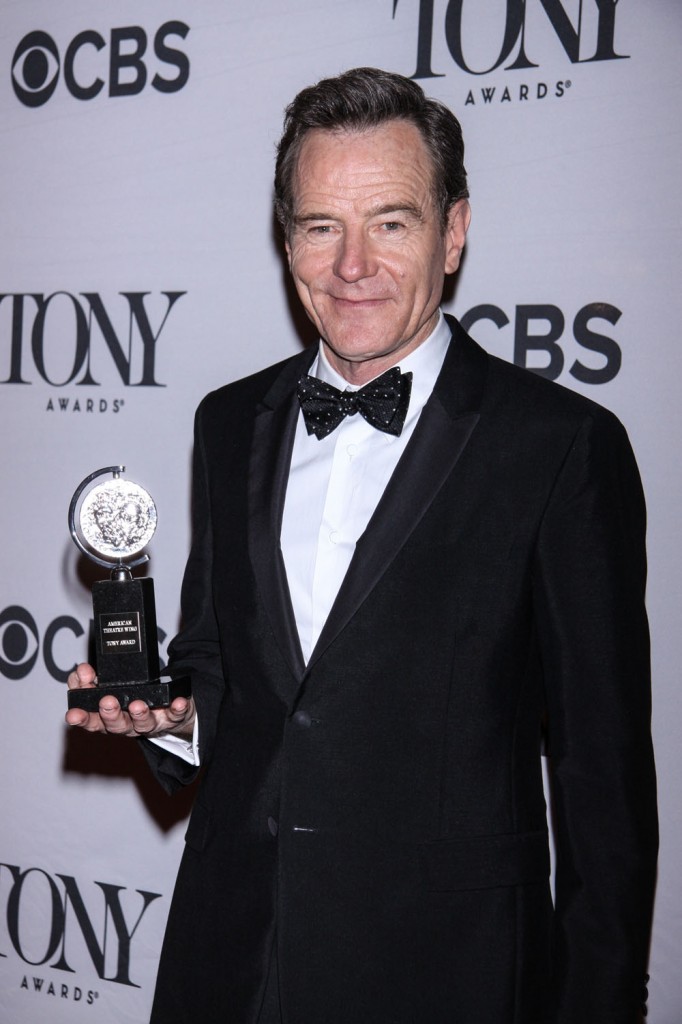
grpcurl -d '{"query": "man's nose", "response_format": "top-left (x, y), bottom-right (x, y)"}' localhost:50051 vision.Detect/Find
top-left (333, 230), bottom-right (376, 282)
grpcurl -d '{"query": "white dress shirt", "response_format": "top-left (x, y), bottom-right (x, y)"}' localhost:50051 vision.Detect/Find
top-left (281, 311), bottom-right (451, 663)
top-left (154, 311), bottom-right (452, 763)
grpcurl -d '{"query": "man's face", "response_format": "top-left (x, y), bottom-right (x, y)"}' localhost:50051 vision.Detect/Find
top-left (285, 119), bottom-right (470, 385)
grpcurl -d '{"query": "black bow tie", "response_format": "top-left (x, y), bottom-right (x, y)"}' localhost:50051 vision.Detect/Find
top-left (297, 366), bottom-right (413, 440)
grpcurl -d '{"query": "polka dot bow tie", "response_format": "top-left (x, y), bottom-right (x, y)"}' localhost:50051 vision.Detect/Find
top-left (297, 366), bottom-right (413, 440)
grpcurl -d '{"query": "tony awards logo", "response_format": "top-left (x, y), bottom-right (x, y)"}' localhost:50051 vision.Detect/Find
top-left (67, 466), bottom-right (190, 710)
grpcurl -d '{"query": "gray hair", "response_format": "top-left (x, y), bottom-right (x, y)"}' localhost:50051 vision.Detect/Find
top-left (274, 67), bottom-right (469, 235)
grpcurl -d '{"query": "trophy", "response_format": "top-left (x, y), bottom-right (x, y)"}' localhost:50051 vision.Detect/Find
top-left (67, 466), bottom-right (191, 711)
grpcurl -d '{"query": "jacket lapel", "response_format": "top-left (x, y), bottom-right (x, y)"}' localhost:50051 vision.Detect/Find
top-left (247, 320), bottom-right (489, 686)
top-left (306, 319), bottom-right (488, 673)
top-left (247, 349), bottom-right (314, 682)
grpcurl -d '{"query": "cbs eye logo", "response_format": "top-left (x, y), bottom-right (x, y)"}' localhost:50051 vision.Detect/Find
top-left (11, 31), bottom-right (59, 107)
top-left (0, 605), bottom-right (85, 682)
top-left (11, 21), bottom-right (189, 108)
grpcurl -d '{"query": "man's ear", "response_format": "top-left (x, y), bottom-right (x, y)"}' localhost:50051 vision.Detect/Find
top-left (284, 237), bottom-right (292, 271)
top-left (443, 199), bottom-right (471, 274)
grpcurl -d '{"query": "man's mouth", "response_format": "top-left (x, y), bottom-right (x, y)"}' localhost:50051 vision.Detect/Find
top-left (331, 296), bottom-right (389, 308)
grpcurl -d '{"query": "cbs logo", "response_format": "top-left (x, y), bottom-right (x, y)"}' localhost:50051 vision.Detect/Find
top-left (11, 21), bottom-right (189, 108)
top-left (0, 605), bottom-right (167, 683)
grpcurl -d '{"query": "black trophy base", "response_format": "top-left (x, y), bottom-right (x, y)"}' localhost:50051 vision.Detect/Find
top-left (67, 674), bottom-right (191, 712)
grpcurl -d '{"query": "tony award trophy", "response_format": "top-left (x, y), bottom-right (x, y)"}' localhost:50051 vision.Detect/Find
top-left (67, 466), bottom-right (191, 711)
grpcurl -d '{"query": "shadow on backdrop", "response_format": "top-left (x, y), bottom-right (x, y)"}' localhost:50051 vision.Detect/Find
top-left (62, 727), bottom-right (199, 832)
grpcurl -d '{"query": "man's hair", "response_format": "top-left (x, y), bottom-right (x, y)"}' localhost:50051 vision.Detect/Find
top-left (274, 67), bottom-right (469, 235)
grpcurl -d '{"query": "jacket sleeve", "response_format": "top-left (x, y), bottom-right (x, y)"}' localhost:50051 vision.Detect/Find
top-left (533, 409), bottom-right (658, 1023)
top-left (142, 398), bottom-right (227, 793)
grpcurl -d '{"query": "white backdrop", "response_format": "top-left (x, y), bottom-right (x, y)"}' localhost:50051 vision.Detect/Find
top-left (1, 2), bottom-right (680, 1020)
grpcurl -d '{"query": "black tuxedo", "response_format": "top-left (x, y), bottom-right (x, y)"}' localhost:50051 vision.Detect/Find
top-left (146, 317), bottom-right (657, 1023)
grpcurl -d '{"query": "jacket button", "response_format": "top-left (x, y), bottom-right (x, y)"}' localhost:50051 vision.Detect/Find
top-left (292, 710), bottom-right (312, 728)
top-left (267, 816), bottom-right (278, 836)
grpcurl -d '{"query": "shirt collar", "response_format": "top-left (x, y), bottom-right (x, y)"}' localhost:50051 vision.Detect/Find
top-left (310, 310), bottom-right (451, 418)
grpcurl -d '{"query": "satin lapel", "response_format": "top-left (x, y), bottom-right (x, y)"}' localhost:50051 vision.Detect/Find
top-left (247, 349), bottom-right (314, 682)
top-left (306, 322), bottom-right (488, 673)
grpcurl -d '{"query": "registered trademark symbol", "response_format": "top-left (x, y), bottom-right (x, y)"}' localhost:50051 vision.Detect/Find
top-left (565, 80), bottom-right (572, 88)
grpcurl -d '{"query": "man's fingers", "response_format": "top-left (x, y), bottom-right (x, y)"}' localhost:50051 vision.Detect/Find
top-left (126, 700), bottom-right (160, 735)
top-left (65, 695), bottom-right (131, 735)
top-left (126, 697), bottom-right (195, 737)
top-left (67, 662), bottom-right (97, 689)
top-left (65, 706), bottom-right (101, 730)
top-left (97, 696), bottom-right (132, 733)
top-left (165, 697), bottom-right (192, 723)
top-left (162, 697), bottom-right (196, 739)
top-left (64, 690), bottom-right (195, 739)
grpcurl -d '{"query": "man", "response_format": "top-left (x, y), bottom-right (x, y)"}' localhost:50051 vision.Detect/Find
top-left (67, 68), bottom-right (657, 1023)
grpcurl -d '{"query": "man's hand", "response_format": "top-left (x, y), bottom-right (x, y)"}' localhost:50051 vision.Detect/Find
top-left (65, 662), bottom-right (196, 740)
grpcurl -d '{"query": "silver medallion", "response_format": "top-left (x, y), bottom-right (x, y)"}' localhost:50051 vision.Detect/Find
top-left (69, 466), bottom-right (158, 570)
top-left (79, 478), bottom-right (157, 559)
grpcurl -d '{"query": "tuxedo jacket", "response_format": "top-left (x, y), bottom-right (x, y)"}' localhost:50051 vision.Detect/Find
top-left (146, 317), bottom-right (657, 1024)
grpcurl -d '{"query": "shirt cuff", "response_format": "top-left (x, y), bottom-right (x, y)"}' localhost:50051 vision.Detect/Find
top-left (147, 713), bottom-right (201, 765)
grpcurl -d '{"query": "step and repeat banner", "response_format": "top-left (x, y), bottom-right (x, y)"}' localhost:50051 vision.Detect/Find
top-left (1, 2), bottom-right (680, 1021)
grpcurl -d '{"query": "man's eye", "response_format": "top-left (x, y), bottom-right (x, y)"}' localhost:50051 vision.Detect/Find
top-left (382, 221), bottom-right (403, 232)
top-left (309, 225), bottom-right (332, 235)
